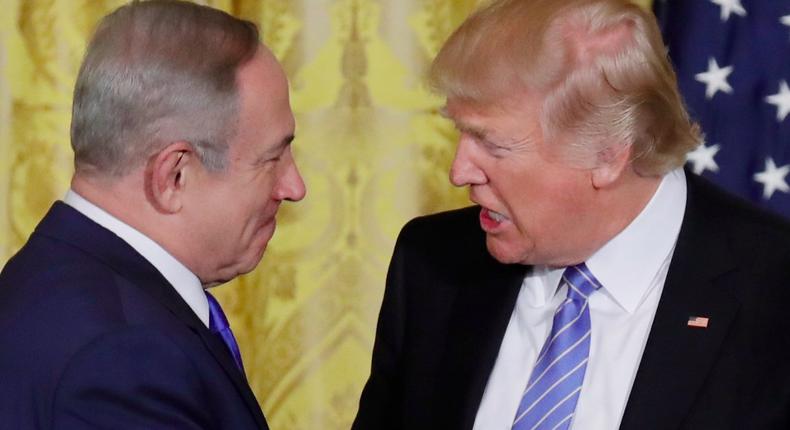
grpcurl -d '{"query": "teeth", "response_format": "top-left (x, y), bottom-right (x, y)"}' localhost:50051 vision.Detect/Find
top-left (488, 210), bottom-right (506, 222)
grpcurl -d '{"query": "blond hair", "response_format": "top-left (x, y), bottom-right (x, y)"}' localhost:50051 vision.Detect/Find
top-left (430, 0), bottom-right (701, 176)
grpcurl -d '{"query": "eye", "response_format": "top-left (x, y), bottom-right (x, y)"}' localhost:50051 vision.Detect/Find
top-left (480, 139), bottom-right (511, 157)
top-left (258, 150), bottom-right (286, 166)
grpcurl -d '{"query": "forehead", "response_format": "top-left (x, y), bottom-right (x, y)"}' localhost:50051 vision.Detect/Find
top-left (237, 47), bottom-right (291, 117)
top-left (231, 47), bottom-right (294, 154)
top-left (445, 93), bottom-right (542, 138)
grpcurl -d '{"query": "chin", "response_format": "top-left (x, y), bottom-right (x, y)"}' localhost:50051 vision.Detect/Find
top-left (239, 244), bottom-right (269, 275)
top-left (204, 250), bottom-right (267, 286)
top-left (486, 235), bottom-right (538, 266)
top-left (486, 241), bottom-right (519, 265)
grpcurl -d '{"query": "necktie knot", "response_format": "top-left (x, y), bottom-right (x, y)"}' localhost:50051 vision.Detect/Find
top-left (205, 291), bottom-right (245, 373)
top-left (561, 263), bottom-right (602, 302)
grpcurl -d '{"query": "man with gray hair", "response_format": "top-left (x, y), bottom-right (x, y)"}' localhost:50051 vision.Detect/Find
top-left (0, 1), bottom-right (304, 428)
top-left (355, 0), bottom-right (790, 429)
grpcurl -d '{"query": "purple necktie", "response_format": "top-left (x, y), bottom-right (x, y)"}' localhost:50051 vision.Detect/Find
top-left (205, 291), bottom-right (245, 373)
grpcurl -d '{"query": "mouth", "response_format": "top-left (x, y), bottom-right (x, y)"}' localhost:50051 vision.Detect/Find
top-left (263, 217), bottom-right (277, 235)
top-left (479, 207), bottom-right (509, 231)
top-left (254, 217), bottom-right (277, 244)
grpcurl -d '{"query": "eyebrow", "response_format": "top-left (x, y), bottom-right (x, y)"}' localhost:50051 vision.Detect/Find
top-left (450, 119), bottom-right (498, 144)
top-left (439, 105), bottom-right (494, 141)
top-left (271, 134), bottom-right (295, 153)
top-left (458, 125), bottom-right (491, 141)
top-left (254, 134), bottom-right (295, 164)
top-left (456, 120), bottom-right (533, 148)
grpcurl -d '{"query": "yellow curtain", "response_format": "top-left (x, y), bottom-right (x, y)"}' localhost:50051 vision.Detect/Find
top-left (0, 0), bottom-right (651, 428)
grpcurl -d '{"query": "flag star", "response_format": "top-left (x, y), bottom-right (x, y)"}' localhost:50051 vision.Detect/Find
top-left (754, 158), bottom-right (790, 200)
top-left (686, 141), bottom-right (721, 175)
top-left (709, 0), bottom-right (747, 22)
top-left (695, 58), bottom-right (734, 99)
top-left (765, 80), bottom-right (790, 122)
top-left (782, 14), bottom-right (790, 27)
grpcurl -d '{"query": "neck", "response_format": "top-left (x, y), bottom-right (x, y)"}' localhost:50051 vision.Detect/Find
top-left (71, 173), bottom-right (146, 227)
top-left (575, 169), bottom-right (663, 265)
top-left (70, 173), bottom-right (198, 279)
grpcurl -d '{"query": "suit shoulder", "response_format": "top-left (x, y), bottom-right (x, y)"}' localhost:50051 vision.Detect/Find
top-left (2, 230), bottom-right (120, 286)
top-left (691, 175), bottom-right (790, 242)
top-left (389, 206), bottom-right (497, 275)
top-left (687, 175), bottom-right (790, 275)
top-left (0, 234), bottom-right (155, 380)
top-left (398, 206), bottom-right (482, 245)
top-left (0, 233), bottom-right (127, 321)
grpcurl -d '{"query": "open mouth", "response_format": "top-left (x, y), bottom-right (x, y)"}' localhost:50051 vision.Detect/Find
top-left (480, 207), bottom-right (508, 230)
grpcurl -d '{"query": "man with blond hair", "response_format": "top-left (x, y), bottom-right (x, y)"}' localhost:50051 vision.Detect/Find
top-left (354, 0), bottom-right (790, 429)
top-left (0, 1), bottom-right (305, 428)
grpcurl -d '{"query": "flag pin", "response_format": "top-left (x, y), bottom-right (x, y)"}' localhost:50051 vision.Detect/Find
top-left (687, 316), bottom-right (709, 328)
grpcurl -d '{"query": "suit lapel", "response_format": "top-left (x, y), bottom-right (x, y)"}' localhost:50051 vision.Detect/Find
top-left (436, 245), bottom-right (526, 429)
top-left (36, 202), bottom-right (268, 429)
top-left (194, 327), bottom-right (269, 429)
top-left (619, 175), bottom-right (741, 430)
top-left (131, 267), bottom-right (268, 430)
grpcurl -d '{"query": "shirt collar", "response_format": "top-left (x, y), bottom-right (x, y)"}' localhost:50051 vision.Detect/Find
top-left (63, 190), bottom-right (209, 327)
top-left (522, 265), bottom-right (565, 308)
top-left (585, 168), bottom-right (687, 313)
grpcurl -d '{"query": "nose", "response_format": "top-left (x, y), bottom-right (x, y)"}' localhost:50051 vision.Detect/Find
top-left (276, 158), bottom-right (307, 202)
top-left (449, 135), bottom-right (486, 187)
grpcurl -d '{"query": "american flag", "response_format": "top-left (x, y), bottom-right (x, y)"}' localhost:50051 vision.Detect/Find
top-left (654, 0), bottom-right (790, 218)
top-left (687, 316), bottom-right (710, 328)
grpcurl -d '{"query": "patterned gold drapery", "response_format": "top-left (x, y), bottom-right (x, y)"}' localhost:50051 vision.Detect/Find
top-left (0, 0), bottom-right (651, 428)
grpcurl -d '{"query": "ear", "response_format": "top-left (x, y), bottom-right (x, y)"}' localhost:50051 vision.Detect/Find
top-left (591, 142), bottom-right (632, 189)
top-left (145, 141), bottom-right (195, 214)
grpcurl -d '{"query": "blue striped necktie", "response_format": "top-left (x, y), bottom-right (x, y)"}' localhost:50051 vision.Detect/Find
top-left (512, 263), bottom-right (602, 430)
top-left (206, 291), bottom-right (245, 373)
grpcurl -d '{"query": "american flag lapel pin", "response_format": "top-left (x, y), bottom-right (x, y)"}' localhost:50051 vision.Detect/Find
top-left (687, 316), bottom-right (710, 328)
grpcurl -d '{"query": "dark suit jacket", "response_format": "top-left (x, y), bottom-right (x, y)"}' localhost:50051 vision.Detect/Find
top-left (0, 202), bottom-right (268, 429)
top-left (353, 173), bottom-right (790, 430)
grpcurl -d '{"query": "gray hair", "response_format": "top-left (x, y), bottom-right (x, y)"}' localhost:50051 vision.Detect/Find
top-left (70, 0), bottom-right (260, 176)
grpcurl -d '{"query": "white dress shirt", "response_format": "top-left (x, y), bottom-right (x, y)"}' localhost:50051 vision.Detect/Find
top-left (63, 190), bottom-right (210, 327)
top-left (473, 168), bottom-right (687, 430)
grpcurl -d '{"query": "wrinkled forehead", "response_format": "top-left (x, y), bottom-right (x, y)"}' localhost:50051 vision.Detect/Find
top-left (440, 93), bottom-right (547, 149)
top-left (443, 88), bottom-right (543, 124)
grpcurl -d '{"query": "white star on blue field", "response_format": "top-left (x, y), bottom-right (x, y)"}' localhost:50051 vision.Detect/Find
top-left (656, 0), bottom-right (790, 214)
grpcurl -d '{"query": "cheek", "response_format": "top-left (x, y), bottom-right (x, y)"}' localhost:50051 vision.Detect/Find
top-left (502, 171), bottom-right (588, 234)
top-left (243, 194), bottom-right (277, 233)
top-left (237, 181), bottom-right (273, 217)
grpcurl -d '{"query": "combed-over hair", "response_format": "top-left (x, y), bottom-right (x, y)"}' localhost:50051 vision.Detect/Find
top-left (70, 0), bottom-right (260, 176)
top-left (430, 0), bottom-right (701, 176)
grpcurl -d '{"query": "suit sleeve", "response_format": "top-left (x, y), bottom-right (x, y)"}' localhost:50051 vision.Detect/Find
top-left (50, 327), bottom-right (214, 430)
top-left (352, 221), bottom-right (413, 430)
